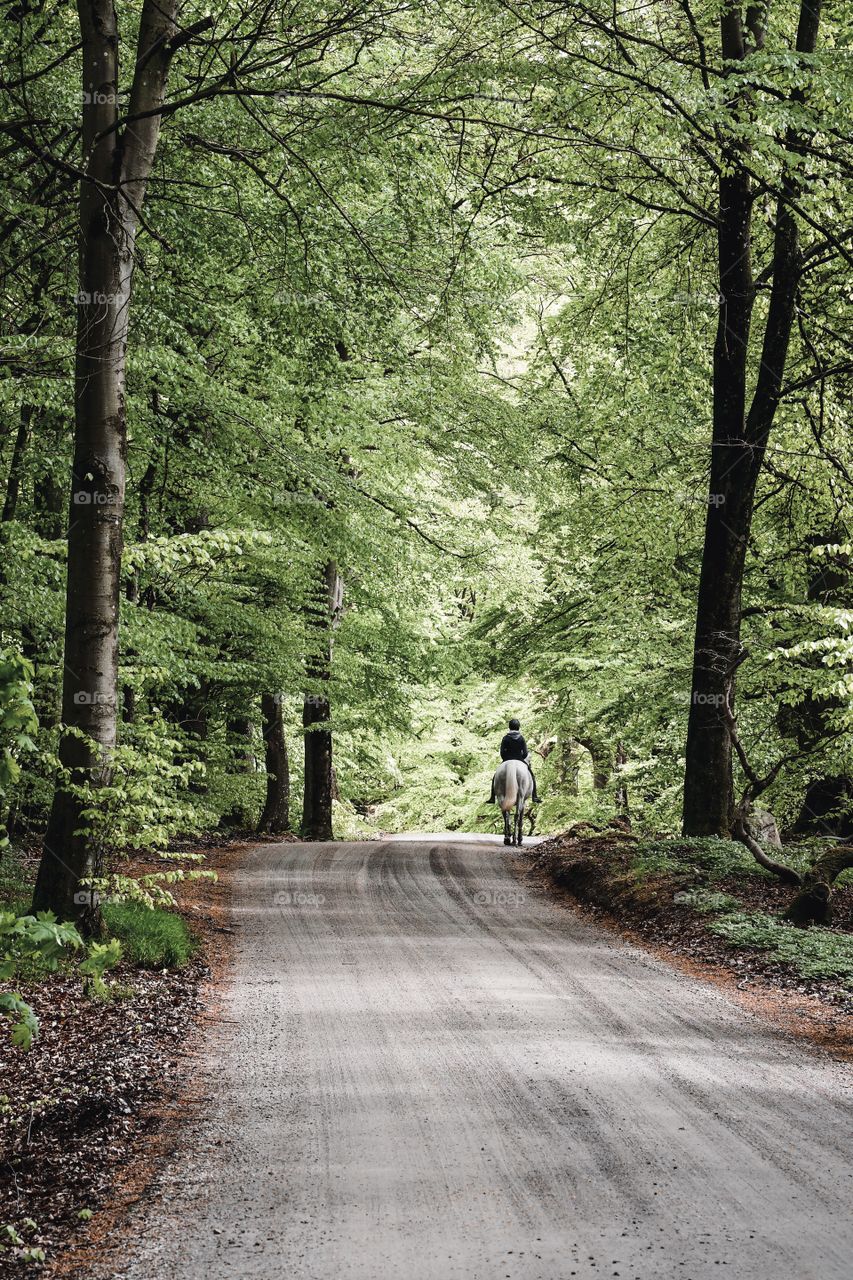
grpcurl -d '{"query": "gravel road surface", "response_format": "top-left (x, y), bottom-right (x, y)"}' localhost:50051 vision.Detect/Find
top-left (111, 837), bottom-right (853, 1280)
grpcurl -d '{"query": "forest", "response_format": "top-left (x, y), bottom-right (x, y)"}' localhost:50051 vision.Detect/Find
top-left (1, 1), bottom-right (853, 1274)
top-left (1, 0), bottom-right (852, 926)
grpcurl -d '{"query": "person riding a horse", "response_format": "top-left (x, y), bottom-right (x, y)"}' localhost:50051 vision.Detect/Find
top-left (489, 719), bottom-right (541, 804)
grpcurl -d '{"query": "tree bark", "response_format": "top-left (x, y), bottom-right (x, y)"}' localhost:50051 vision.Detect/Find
top-left (556, 739), bottom-right (580, 796)
top-left (576, 735), bottom-right (610, 790)
top-left (258, 694), bottom-right (290, 834)
top-left (785, 846), bottom-right (853, 926)
top-left (301, 562), bottom-right (342, 841)
top-left (2, 403), bottom-right (34, 523)
top-left (33, 0), bottom-right (184, 924)
top-left (229, 716), bottom-right (255, 773)
top-left (615, 741), bottom-right (629, 817)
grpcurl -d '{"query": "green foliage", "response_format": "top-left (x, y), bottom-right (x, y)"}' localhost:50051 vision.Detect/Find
top-left (0, 993), bottom-right (38, 1050)
top-left (102, 904), bottom-right (194, 969)
top-left (78, 939), bottom-right (123, 998)
top-left (0, 911), bottom-right (83, 1047)
top-left (0, 911), bottom-right (122, 1046)
top-left (630, 838), bottom-right (766, 883)
top-left (0, 0), bottom-right (851, 876)
top-left (66, 716), bottom-right (205, 857)
top-left (0, 648), bottom-right (38, 848)
top-left (372, 679), bottom-right (543, 835)
top-left (0, 1217), bottom-right (44, 1263)
top-left (708, 912), bottom-right (853, 984)
top-left (673, 889), bottom-right (742, 915)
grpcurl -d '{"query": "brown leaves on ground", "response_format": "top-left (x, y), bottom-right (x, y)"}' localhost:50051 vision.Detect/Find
top-left (0, 963), bottom-right (205, 1273)
top-left (0, 840), bottom-right (248, 1278)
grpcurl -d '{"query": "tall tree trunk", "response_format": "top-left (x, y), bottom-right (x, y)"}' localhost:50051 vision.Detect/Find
top-left (682, 0), bottom-right (821, 836)
top-left (577, 735), bottom-right (610, 790)
top-left (2, 403), bottom-right (34, 523)
top-left (556, 739), bottom-right (580, 796)
top-left (259, 694), bottom-right (290, 834)
top-left (615, 741), bottom-right (629, 816)
top-left (229, 716), bottom-right (255, 773)
top-left (301, 562), bottom-right (342, 841)
top-left (33, 0), bottom-right (185, 924)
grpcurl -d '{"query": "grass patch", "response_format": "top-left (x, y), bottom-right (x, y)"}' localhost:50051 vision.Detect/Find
top-left (629, 836), bottom-right (818, 884)
top-left (708, 911), bottom-right (853, 984)
top-left (102, 903), bottom-right (195, 968)
top-left (631, 837), bottom-right (761, 882)
top-left (673, 888), bottom-right (742, 914)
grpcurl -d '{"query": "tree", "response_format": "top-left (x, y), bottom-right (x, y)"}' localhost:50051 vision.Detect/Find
top-left (682, 0), bottom-right (827, 835)
top-left (33, 0), bottom-right (213, 924)
top-left (302, 563), bottom-right (342, 841)
top-left (19, 0), bottom-right (500, 914)
top-left (258, 695), bottom-right (290, 836)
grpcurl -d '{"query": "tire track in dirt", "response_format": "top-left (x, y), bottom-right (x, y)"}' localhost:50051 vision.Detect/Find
top-left (106, 837), bottom-right (852, 1280)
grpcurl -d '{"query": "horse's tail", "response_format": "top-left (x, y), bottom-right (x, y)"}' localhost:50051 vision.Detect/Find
top-left (500, 762), bottom-right (519, 812)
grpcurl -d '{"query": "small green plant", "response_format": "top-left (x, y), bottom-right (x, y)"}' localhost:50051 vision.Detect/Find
top-left (79, 939), bottom-right (123, 998)
top-left (709, 911), bottom-right (853, 983)
top-left (59, 714), bottom-right (205, 860)
top-left (102, 903), bottom-right (194, 968)
top-left (0, 1218), bottom-right (44, 1263)
top-left (673, 888), bottom-right (742, 914)
top-left (0, 911), bottom-right (122, 1047)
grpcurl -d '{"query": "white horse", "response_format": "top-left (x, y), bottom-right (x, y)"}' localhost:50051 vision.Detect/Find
top-left (493, 759), bottom-right (534, 847)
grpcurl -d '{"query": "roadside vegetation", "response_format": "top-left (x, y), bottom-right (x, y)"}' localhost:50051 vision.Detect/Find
top-left (527, 831), bottom-right (853, 1004)
top-left (1, 0), bottom-right (851, 1265)
top-left (0, 844), bottom-right (211, 1273)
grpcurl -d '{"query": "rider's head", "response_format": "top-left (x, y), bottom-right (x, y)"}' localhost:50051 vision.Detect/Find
top-left (508, 718), bottom-right (521, 731)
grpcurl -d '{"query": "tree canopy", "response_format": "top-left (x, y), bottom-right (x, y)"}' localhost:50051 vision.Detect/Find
top-left (0, 0), bottom-right (850, 923)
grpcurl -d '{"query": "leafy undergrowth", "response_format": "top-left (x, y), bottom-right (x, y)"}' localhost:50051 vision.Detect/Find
top-left (0, 844), bottom-right (234, 1276)
top-left (525, 828), bottom-right (853, 1011)
top-left (708, 912), bottom-right (853, 982)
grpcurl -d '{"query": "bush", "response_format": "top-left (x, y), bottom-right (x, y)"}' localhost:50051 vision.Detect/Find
top-left (102, 903), bottom-right (194, 968)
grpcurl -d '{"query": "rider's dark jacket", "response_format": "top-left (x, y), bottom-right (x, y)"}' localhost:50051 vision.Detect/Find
top-left (500, 730), bottom-right (529, 762)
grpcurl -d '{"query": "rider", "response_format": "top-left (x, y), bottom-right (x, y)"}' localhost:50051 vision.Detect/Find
top-left (488, 718), bottom-right (541, 805)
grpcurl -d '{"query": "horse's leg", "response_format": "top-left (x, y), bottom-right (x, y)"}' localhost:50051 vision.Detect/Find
top-left (515, 797), bottom-right (525, 846)
top-left (503, 807), bottom-right (511, 846)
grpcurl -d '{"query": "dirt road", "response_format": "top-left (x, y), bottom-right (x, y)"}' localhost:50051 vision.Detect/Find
top-left (111, 837), bottom-right (853, 1280)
